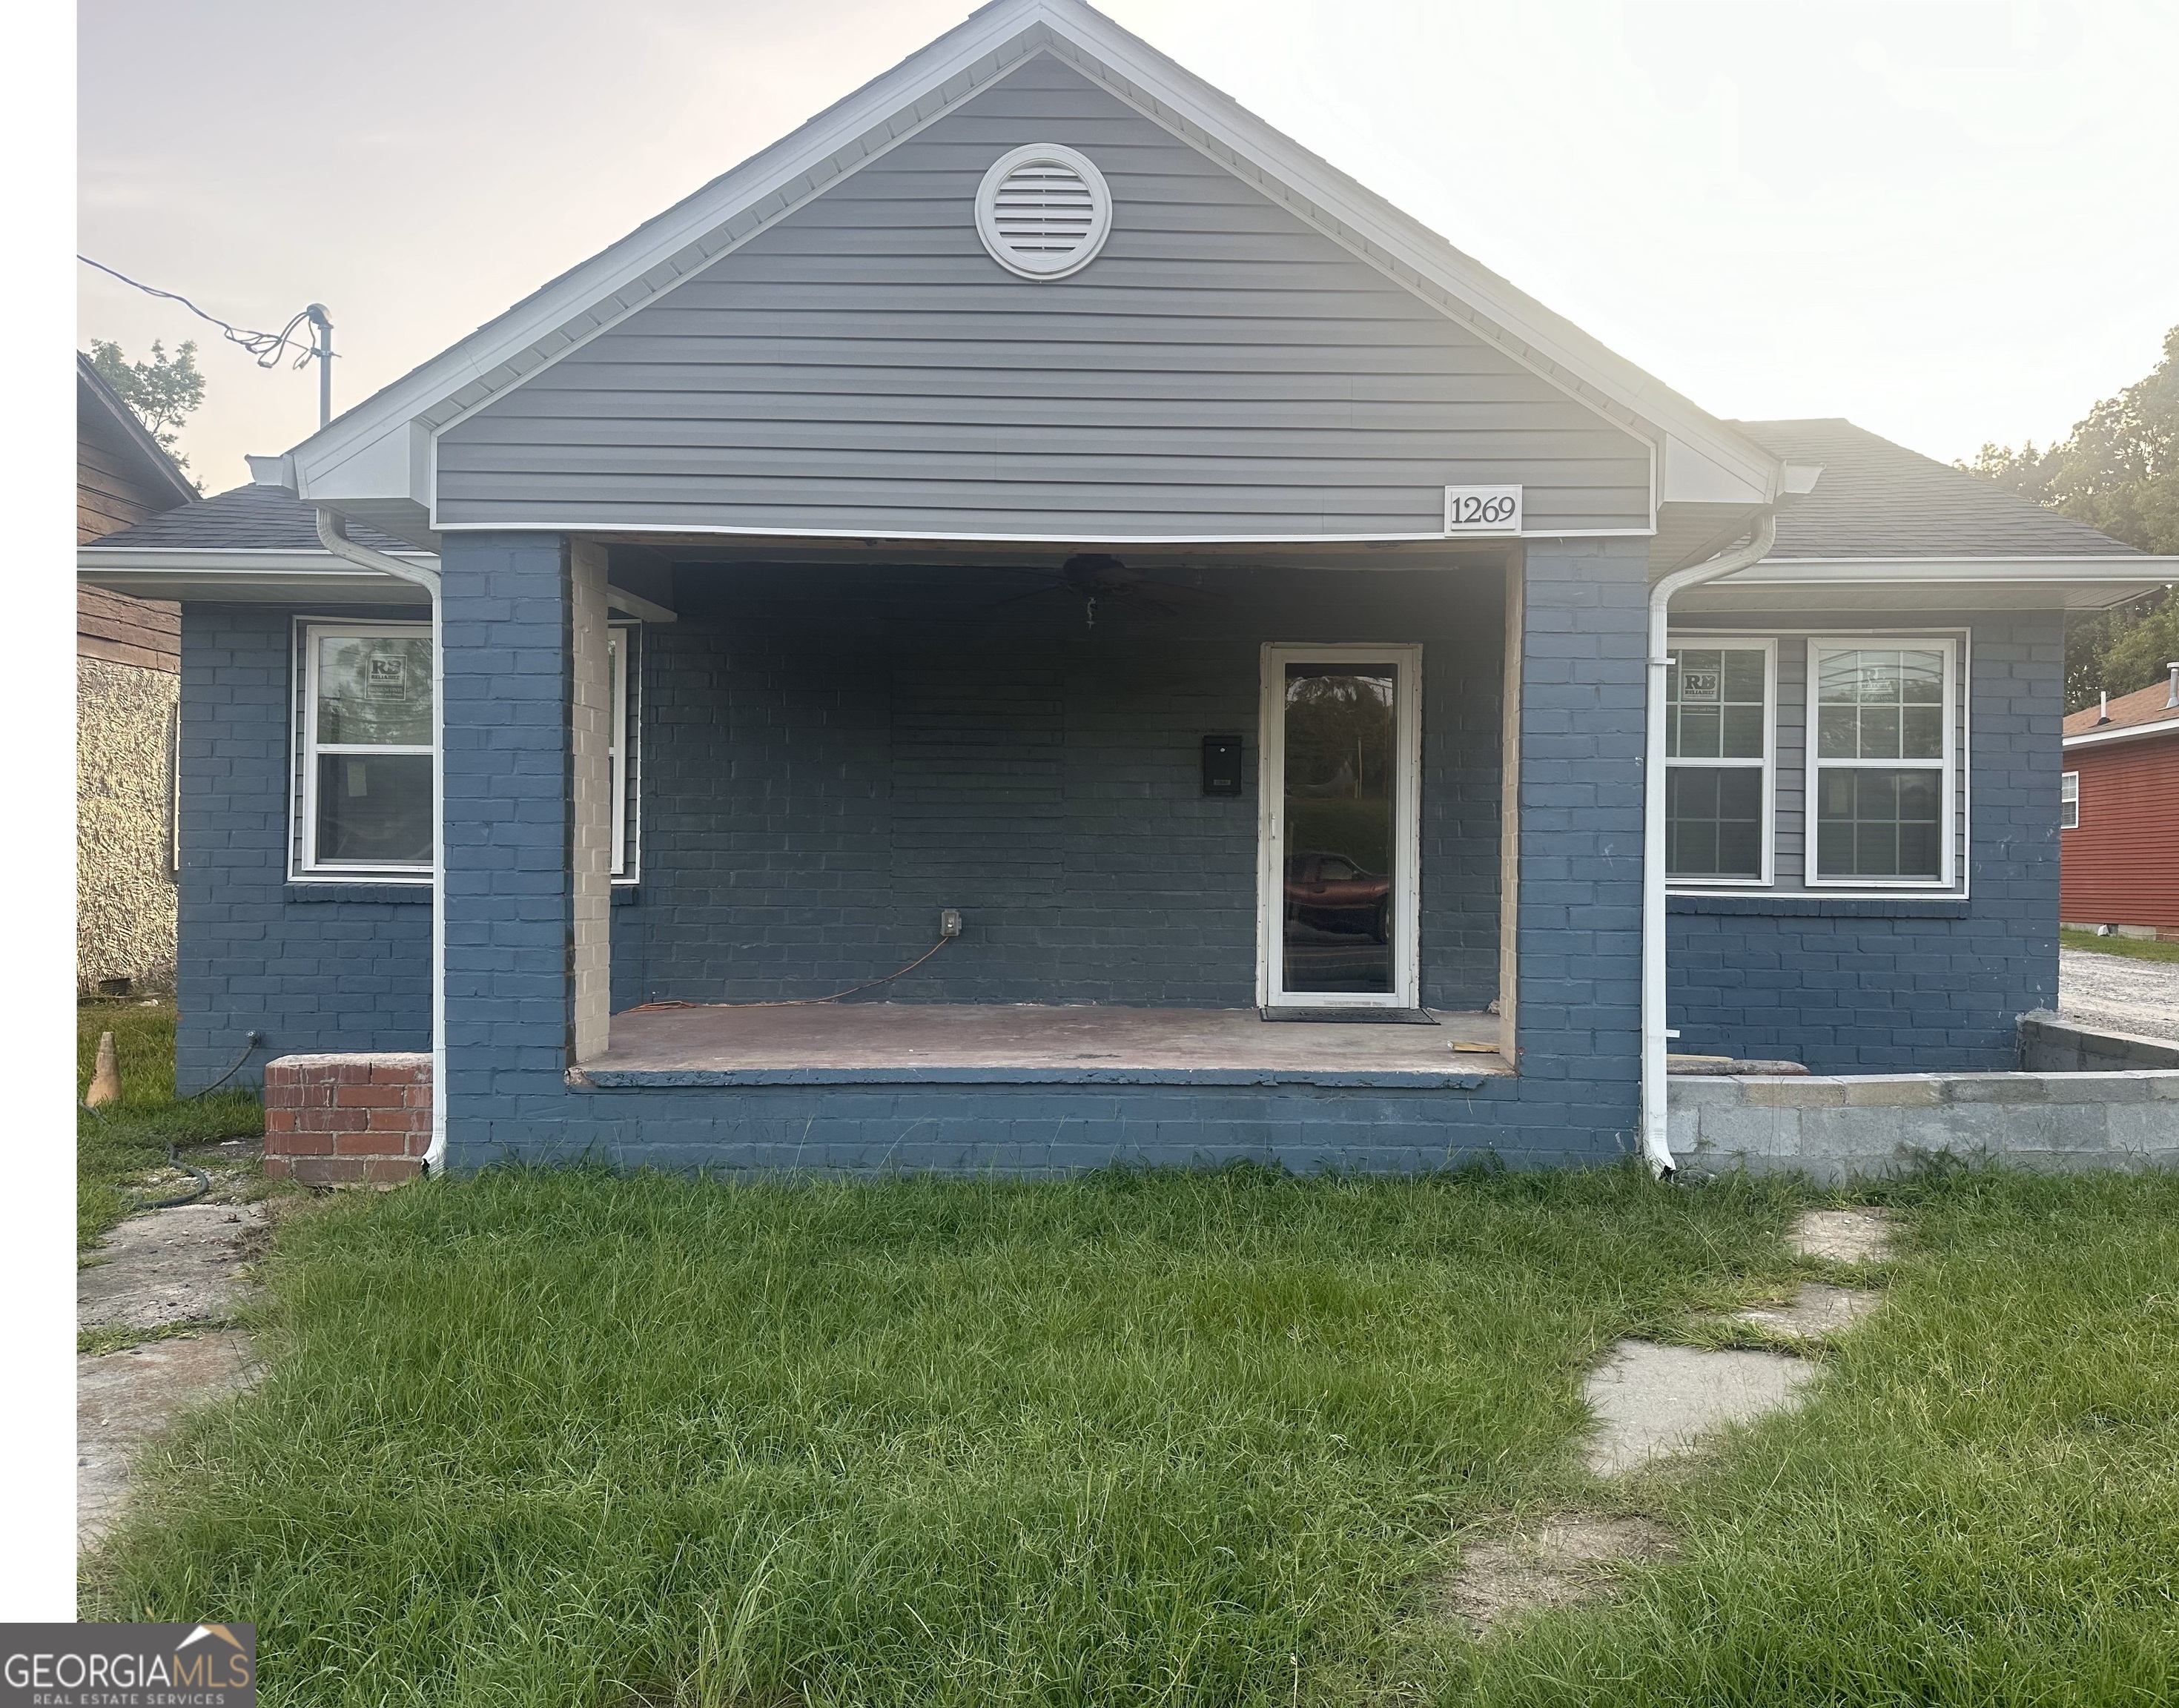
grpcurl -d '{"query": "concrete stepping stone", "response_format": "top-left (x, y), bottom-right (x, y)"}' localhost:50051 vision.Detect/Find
top-left (1732, 1281), bottom-right (1879, 1340)
top-left (1438, 1514), bottom-right (1677, 1636)
top-left (78, 1331), bottom-right (258, 1547)
top-left (1583, 1340), bottom-right (1815, 1475)
top-left (1788, 1208), bottom-right (1895, 1265)
top-left (78, 1202), bottom-right (266, 1331)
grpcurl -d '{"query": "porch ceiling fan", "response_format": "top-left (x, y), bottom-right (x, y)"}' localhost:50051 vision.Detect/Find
top-left (988, 554), bottom-right (1212, 630)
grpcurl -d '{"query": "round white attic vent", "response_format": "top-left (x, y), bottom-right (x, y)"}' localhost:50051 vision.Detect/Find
top-left (975, 144), bottom-right (1112, 280)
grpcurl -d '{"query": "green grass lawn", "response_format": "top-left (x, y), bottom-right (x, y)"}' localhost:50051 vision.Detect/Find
top-left (87, 1160), bottom-right (2179, 1704)
top-left (78, 1001), bottom-right (263, 1248)
top-left (2060, 926), bottom-right (2179, 966)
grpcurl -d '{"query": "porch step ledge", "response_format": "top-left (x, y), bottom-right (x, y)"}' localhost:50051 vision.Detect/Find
top-left (568, 1065), bottom-right (1495, 1091)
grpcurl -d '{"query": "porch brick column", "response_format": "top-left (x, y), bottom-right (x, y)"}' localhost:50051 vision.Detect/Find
top-left (1516, 538), bottom-right (1648, 1152)
top-left (439, 532), bottom-right (575, 1160)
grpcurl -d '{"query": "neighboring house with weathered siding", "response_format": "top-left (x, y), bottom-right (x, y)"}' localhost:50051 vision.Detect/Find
top-left (76, 0), bottom-right (2179, 1181)
top-left (77, 351), bottom-right (196, 995)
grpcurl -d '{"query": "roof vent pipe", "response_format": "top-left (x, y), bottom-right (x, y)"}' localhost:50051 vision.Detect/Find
top-left (2099, 691), bottom-right (2110, 724)
top-left (2166, 661), bottom-right (2178, 709)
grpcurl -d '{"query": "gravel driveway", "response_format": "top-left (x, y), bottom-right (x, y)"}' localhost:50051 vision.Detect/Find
top-left (2060, 948), bottom-right (2179, 1042)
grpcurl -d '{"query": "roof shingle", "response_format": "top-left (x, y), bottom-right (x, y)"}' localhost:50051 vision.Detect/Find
top-left (2063, 675), bottom-right (2179, 738)
top-left (79, 484), bottom-right (418, 555)
top-left (1733, 418), bottom-right (2140, 560)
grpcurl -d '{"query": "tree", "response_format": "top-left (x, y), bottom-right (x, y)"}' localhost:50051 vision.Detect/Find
top-left (87, 338), bottom-right (205, 478)
top-left (1961, 325), bottom-right (2179, 709)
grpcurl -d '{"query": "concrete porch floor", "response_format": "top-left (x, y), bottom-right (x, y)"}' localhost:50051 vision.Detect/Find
top-left (578, 1003), bottom-right (1510, 1090)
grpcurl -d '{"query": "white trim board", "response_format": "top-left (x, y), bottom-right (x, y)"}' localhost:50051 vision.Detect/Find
top-left (428, 520), bottom-right (1659, 546)
top-left (1687, 555), bottom-right (2176, 613)
top-left (2063, 717), bottom-right (2179, 751)
top-left (1254, 642), bottom-right (1423, 1010)
top-left (257, 0), bottom-right (1779, 522)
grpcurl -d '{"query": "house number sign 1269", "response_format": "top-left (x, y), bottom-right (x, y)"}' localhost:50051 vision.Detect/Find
top-left (1443, 486), bottom-right (1522, 534)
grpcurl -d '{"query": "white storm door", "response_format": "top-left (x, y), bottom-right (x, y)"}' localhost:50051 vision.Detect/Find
top-left (1257, 643), bottom-right (1422, 1009)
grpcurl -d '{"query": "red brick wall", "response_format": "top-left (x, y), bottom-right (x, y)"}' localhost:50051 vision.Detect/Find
top-left (262, 1053), bottom-right (432, 1185)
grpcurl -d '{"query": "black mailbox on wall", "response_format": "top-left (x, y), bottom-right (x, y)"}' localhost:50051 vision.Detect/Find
top-left (1202, 735), bottom-right (1243, 797)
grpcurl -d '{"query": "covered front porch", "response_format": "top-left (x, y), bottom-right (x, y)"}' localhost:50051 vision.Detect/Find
top-left (420, 529), bottom-right (1649, 1167)
top-left (574, 540), bottom-right (1532, 1074)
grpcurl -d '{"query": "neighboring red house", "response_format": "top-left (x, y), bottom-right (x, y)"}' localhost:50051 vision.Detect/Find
top-left (2061, 664), bottom-right (2179, 939)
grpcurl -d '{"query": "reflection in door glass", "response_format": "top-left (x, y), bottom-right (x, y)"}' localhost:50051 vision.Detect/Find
top-left (1282, 664), bottom-right (1395, 993)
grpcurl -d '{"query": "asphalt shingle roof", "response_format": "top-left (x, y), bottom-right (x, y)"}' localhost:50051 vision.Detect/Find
top-left (81, 483), bottom-right (418, 555)
top-left (2063, 676), bottom-right (2179, 739)
top-left (1731, 418), bottom-right (2140, 560)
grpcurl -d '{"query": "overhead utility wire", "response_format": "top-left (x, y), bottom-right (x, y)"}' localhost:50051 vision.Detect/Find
top-left (78, 254), bottom-right (326, 369)
top-left (82, 255), bottom-right (337, 423)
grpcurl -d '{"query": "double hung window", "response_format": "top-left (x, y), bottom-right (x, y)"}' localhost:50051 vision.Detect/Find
top-left (1808, 641), bottom-right (1957, 884)
top-left (1664, 640), bottom-right (1773, 882)
top-left (2060, 770), bottom-right (2080, 831)
top-left (297, 623), bottom-right (434, 878)
top-left (292, 619), bottom-right (641, 882)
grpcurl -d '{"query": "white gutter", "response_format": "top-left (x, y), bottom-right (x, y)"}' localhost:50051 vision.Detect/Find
top-left (1639, 512), bottom-right (1777, 1177)
top-left (314, 509), bottom-right (449, 1173)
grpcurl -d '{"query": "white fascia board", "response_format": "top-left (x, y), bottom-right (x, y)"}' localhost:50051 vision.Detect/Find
top-left (1716, 555), bottom-right (2172, 592)
top-left (2063, 716), bottom-right (2179, 751)
top-left (79, 546), bottom-right (441, 605)
top-left (1659, 436), bottom-right (1775, 506)
top-left (294, 420), bottom-right (432, 507)
top-left (265, 0), bottom-right (1775, 517)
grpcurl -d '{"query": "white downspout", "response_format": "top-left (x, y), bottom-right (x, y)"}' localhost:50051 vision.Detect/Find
top-left (1640, 511), bottom-right (1776, 1177)
top-left (314, 509), bottom-right (448, 1172)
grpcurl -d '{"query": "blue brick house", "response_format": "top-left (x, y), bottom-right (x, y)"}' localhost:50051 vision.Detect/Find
top-left (79, 0), bottom-right (2172, 1177)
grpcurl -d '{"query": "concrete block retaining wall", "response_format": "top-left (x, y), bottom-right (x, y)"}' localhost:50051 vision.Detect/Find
top-left (263, 1053), bottom-right (432, 1185)
top-left (1670, 1064), bottom-right (2179, 1182)
top-left (2017, 1012), bottom-right (2179, 1073)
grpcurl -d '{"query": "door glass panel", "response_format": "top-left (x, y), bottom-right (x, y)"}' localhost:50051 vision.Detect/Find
top-left (1281, 664), bottom-right (1396, 994)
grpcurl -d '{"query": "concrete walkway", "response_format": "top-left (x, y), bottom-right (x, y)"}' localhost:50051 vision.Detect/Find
top-left (1580, 1207), bottom-right (1893, 1477)
top-left (2061, 947), bottom-right (2179, 1042)
top-left (78, 1184), bottom-right (267, 1550)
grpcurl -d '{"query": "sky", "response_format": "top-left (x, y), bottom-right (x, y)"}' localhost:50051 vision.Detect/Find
top-left (77, 0), bottom-right (2179, 495)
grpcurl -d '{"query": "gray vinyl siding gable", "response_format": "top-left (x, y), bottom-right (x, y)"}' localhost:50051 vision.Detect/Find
top-left (436, 53), bottom-right (1650, 539)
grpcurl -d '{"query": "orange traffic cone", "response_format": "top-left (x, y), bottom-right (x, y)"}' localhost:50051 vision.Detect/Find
top-left (85, 1031), bottom-right (122, 1108)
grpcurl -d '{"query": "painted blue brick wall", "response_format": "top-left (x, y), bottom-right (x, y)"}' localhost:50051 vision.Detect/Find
top-left (1508, 540), bottom-right (1649, 1148)
top-left (173, 603), bottom-right (432, 1091)
top-left (1667, 612), bottom-right (2065, 1071)
top-left (620, 562), bottom-right (1504, 1010)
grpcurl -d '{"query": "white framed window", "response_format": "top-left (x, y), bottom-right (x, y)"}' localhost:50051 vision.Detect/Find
top-left (1256, 643), bottom-right (1423, 1009)
top-left (1664, 638), bottom-right (1775, 884)
top-left (608, 622), bottom-right (639, 881)
top-left (289, 619), bottom-right (641, 883)
top-left (1806, 638), bottom-right (1960, 887)
top-left (294, 621), bottom-right (434, 880)
top-left (2060, 769), bottom-right (2080, 830)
